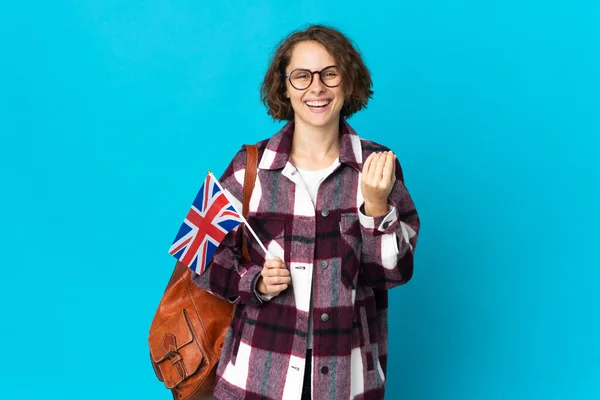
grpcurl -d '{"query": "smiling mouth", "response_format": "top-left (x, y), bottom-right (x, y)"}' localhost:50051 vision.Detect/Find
top-left (305, 100), bottom-right (331, 109)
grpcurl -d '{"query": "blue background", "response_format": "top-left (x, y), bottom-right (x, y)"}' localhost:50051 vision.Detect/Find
top-left (1, 1), bottom-right (598, 399)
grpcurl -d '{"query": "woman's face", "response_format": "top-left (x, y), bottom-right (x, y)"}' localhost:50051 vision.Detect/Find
top-left (285, 41), bottom-right (345, 130)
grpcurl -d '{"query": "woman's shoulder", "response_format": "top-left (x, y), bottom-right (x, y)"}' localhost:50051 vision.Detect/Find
top-left (227, 138), bottom-right (271, 166)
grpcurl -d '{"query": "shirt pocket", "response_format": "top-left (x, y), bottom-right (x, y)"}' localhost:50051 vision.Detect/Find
top-left (339, 212), bottom-right (361, 289)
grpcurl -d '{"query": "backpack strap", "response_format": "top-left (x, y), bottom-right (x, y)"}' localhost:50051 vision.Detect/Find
top-left (241, 144), bottom-right (258, 262)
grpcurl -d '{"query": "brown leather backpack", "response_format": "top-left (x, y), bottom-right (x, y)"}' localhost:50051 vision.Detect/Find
top-left (148, 145), bottom-right (258, 400)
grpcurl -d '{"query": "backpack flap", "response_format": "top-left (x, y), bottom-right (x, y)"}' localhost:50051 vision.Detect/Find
top-left (149, 309), bottom-right (204, 389)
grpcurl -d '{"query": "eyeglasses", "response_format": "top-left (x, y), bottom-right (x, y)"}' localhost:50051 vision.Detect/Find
top-left (284, 65), bottom-right (341, 90)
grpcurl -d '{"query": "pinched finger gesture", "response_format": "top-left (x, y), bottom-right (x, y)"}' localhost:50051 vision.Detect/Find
top-left (361, 151), bottom-right (396, 216)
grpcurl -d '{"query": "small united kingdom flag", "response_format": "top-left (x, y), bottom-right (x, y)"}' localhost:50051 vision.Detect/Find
top-left (169, 173), bottom-right (243, 275)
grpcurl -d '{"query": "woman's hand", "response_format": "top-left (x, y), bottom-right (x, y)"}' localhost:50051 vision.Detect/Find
top-left (361, 151), bottom-right (396, 217)
top-left (257, 257), bottom-right (291, 296)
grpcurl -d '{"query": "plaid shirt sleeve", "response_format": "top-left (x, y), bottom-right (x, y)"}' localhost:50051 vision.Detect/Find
top-left (190, 148), bottom-right (267, 307)
top-left (358, 158), bottom-right (420, 289)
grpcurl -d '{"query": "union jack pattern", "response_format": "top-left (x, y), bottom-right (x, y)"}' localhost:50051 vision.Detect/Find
top-left (169, 173), bottom-right (243, 275)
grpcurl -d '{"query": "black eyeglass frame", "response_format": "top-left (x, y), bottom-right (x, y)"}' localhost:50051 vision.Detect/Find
top-left (284, 65), bottom-right (342, 90)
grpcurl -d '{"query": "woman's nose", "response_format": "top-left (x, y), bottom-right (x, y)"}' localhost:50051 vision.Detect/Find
top-left (308, 71), bottom-right (325, 93)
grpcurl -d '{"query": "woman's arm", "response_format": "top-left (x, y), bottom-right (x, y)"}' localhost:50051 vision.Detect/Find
top-left (358, 151), bottom-right (420, 289)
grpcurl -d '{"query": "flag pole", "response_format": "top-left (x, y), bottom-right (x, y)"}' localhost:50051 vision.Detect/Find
top-left (208, 172), bottom-right (273, 259)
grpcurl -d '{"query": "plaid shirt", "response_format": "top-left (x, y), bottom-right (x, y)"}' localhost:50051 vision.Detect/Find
top-left (192, 120), bottom-right (419, 400)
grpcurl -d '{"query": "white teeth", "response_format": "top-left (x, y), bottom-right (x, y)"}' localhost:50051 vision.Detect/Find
top-left (306, 100), bottom-right (331, 107)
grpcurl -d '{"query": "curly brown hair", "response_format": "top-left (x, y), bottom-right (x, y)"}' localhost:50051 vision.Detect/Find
top-left (260, 25), bottom-right (374, 121)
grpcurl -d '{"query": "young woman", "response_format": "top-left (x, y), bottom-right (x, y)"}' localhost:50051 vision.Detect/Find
top-left (193, 25), bottom-right (420, 400)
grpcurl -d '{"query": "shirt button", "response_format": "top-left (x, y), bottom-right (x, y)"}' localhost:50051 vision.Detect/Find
top-left (321, 366), bottom-right (329, 374)
top-left (321, 209), bottom-right (330, 217)
top-left (382, 221), bottom-right (390, 229)
top-left (320, 260), bottom-right (328, 269)
top-left (321, 313), bottom-right (329, 322)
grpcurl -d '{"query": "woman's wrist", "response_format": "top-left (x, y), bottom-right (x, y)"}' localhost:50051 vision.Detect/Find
top-left (363, 201), bottom-right (389, 217)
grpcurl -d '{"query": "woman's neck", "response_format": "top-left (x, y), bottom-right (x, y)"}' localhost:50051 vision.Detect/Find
top-left (290, 118), bottom-right (341, 171)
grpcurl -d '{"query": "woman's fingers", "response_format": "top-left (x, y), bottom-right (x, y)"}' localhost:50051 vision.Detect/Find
top-left (381, 152), bottom-right (396, 184)
top-left (261, 273), bottom-right (289, 292)
top-left (260, 257), bottom-right (291, 296)
top-left (264, 258), bottom-right (289, 275)
top-left (363, 152), bottom-right (394, 182)
top-left (371, 152), bottom-right (387, 183)
top-left (361, 151), bottom-right (397, 216)
top-left (363, 152), bottom-right (375, 178)
top-left (369, 152), bottom-right (383, 180)
top-left (263, 268), bottom-right (290, 279)
top-left (363, 152), bottom-right (394, 184)
top-left (267, 276), bottom-right (290, 285)
top-left (264, 258), bottom-right (286, 269)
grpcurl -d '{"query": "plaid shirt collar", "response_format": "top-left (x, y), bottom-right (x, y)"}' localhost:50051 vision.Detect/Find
top-left (258, 119), bottom-right (363, 171)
